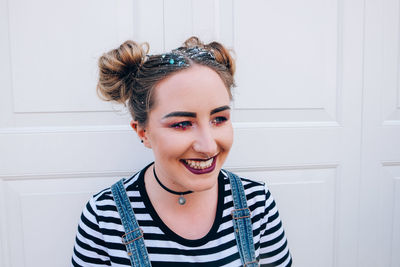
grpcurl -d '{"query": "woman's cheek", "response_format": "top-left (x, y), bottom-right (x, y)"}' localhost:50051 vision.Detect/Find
top-left (219, 123), bottom-right (233, 141)
top-left (160, 132), bottom-right (193, 148)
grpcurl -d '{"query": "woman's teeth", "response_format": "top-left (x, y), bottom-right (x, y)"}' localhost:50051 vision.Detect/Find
top-left (184, 158), bottom-right (214, 169)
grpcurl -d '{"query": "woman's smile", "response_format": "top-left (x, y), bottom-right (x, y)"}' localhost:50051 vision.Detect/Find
top-left (180, 154), bottom-right (218, 174)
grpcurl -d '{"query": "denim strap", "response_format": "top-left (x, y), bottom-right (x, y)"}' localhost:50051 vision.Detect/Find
top-left (225, 170), bottom-right (258, 267)
top-left (111, 179), bottom-right (152, 267)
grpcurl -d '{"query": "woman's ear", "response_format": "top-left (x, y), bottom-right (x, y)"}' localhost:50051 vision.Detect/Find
top-left (130, 120), bottom-right (151, 148)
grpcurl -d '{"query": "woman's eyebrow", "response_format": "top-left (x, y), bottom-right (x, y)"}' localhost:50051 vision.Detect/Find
top-left (162, 106), bottom-right (230, 119)
top-left (163, 111), bottom-right (196, 119)
top-left (210, 105), bottom-right (230, 115)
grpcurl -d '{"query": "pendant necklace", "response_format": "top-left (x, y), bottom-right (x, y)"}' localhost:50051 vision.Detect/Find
top-left (153, 166), bottom-right (193, 205)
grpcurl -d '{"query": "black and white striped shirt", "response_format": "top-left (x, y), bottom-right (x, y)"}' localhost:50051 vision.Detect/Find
top-left (72, 165), bottom-right (292, 266)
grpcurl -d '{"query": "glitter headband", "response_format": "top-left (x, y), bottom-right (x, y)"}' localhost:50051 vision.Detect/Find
top-left (153, 46), bottom-right (216, 68)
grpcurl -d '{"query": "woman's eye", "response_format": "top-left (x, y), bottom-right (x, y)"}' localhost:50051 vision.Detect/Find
top-left (212, 116), bottom-right (227, 125)
top-left (170, 121), bottom-right (192, 130)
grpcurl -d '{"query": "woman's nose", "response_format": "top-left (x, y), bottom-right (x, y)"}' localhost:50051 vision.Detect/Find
top-left (192, 127), bottom-right (218, 157)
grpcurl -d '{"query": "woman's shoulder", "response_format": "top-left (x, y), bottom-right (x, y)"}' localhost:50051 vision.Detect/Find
top-left (220, 169), bottom-right (271, 208)
top-left (221, 169), bottom-right (268, 191)
top-left (90, 171), bottom-right (142, 205)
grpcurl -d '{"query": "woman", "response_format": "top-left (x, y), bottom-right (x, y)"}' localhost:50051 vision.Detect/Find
top-left (72, 37), bottom-right (292, 266)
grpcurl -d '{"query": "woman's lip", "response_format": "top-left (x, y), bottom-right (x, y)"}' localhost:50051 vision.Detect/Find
top-left (180, 155), bottom-right (217, 175)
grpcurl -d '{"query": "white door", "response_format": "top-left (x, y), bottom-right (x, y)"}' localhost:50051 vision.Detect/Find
top-left (359, 0), bottom-right (400, 266)
top-left (228, 1), bottom-right (363, 266)
top-left (0, 0), bottom-right (399, 267)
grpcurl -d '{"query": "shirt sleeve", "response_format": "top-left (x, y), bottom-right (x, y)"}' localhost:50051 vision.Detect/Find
top-left (71, 198), bottom-right (111, 266)
top-left (259, 185), bottom-right (292, 267)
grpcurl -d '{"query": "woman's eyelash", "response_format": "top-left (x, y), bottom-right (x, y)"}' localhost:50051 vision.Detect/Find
top-left (212, 116), bottom-right (228, 125)
top-left (170, 121), bottom-right (192, 129)
top-left (170, 116), bottom-right (228, 129)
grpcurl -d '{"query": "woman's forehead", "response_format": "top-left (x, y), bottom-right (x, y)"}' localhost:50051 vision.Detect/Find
top-left (152, 66), bottom-right (231, 110)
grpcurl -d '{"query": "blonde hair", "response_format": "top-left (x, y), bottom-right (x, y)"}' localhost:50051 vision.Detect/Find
top-left (97, 36), bottom-right (236, 126)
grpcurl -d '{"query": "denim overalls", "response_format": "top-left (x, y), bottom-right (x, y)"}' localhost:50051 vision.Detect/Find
top-left (111, 169), bottom-right (258, 267)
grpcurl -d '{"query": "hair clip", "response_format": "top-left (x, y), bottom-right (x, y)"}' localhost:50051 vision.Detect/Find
top-left (161, 53), bottom-right (187, 67)
top-left (186, 46), bottom-right (215, 60)
top-left (156, 47), bottom-right (214, 68)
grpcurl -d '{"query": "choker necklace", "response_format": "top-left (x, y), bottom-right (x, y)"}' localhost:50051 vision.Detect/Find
top-left (153, 166), bottom-right (193, 205)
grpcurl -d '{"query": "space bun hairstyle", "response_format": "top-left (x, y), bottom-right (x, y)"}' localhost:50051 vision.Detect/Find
top-left (97, 36), bottom-right (235, 126)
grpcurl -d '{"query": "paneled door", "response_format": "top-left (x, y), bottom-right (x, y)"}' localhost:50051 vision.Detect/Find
top-left (359, 0), bottom-right (400, 266)
top-left (0, 0), bottom-right (151, 266)
top-left (227, 1), bottom-right (363, 266)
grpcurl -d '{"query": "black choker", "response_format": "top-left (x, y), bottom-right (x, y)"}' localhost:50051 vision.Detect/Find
top-left (153, 166), bottom-right (193, 205)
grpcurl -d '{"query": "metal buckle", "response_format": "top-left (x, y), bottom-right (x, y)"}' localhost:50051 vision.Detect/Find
top-left (244, 260), bottom-right (259, 266)
top-left (121, 228), bottom-right (144, 245)
top-left (231, 207), bottom-right (251, 219)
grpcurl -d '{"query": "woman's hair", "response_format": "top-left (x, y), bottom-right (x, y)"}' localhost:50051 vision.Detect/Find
top-left (97, 36), bottom-right (236, 126)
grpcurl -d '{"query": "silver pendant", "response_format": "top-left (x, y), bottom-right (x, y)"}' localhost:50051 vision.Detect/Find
top-left (178, 195), bottom-right (186, 205)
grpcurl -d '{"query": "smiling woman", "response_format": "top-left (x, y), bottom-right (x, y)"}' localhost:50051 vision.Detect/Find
top-left (143, 65), bottom-right (233, 200)
top-left (71, 37), bottom-right (292, 267)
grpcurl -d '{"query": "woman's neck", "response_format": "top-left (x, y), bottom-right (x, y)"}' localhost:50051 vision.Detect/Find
top-left (143, 165), bottom-right (219, 239)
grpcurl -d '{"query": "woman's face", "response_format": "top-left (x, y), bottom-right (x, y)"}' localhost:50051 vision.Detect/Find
top-left (143, 65), bottom-right (233, 193)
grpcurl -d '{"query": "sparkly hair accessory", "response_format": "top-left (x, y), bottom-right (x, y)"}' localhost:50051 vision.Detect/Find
top-left (158, 46), bottom-right (215, 67)
top-left (160, 53), bottom-right (188, 67)
top-left (174, 46), bottom-right (215, 61)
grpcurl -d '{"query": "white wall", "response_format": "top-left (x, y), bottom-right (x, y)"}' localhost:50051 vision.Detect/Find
top-left (0, 0), bottom-right (399, 266)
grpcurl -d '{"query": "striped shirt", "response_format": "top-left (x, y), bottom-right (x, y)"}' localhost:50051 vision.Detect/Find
top-left (72, 165), bottom-right (292, 266)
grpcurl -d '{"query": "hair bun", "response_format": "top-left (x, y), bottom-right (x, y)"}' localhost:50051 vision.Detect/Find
top-left (183, 36), bottom-right (203, 48)
top-left (97, 40), bottom-right (149, 103)
top-left (182, 36), bottom-right (235, 76)
top-left (206, 41), bottom-right (235, 76)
